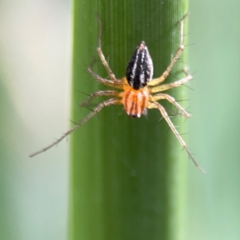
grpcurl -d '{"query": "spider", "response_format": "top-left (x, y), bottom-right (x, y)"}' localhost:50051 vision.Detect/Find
top-left (30, 14), bottom-right (204, 173)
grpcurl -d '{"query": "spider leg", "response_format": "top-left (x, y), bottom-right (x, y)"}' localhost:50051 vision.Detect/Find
top-left (88, 66), bottom-right (123, 89)
top-left (148, 101), bottom-right (205, 174)
top-left (151, 93), bottom-right (190, 118)
top-left (150, 68), bottom-right (192, 93)
top-left (29, 98), bottom-right (121, 158)
top-left (97, 48), bottom-right (122, 85)
top-left (80, 90), bottom-right (120, 107)
top-left (148, 13), bottom-right (188, 87)
top-left (95, 14), bottom-right (122, 85)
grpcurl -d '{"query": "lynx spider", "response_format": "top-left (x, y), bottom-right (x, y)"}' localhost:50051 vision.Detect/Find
top-left (30, 14), bottom-right (204, 173)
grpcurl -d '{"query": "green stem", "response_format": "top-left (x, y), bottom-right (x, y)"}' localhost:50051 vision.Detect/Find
top-left (70, 1), bottom-right (188, 240)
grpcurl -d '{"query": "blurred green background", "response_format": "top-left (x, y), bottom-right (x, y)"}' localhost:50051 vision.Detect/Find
top-left (0, 1), bottom-right (240, 240)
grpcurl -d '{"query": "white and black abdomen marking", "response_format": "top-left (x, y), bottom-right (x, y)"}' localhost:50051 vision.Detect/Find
top-left (126, 41), bottom-right (153, 90)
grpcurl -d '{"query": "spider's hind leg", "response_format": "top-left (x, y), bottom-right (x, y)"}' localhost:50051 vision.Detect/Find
top-left (95, 14), bottom-right (121, 85)
top-left (150, 68), bottom-right (192, 93)
top-left (148, 13), bottom-right (189, 87)
top-left (87, 66), bottom-right (123, 89)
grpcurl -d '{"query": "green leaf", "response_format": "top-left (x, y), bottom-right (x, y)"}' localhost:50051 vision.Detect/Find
top-left (70, 1), bottom-right (189, 240)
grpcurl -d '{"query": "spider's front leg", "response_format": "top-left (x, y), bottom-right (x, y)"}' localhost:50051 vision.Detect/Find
top-left (148, 13), bottom-right (188, 87)
top-left (148, 101), bottom-right (205, 174)
top-left (29, 98), bottom-right (121, 158)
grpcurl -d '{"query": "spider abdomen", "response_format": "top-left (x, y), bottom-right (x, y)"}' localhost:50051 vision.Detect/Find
top-left (126, 41), bottom-right (153, 90)
top-left (121, 81), bottom-right (149, 118)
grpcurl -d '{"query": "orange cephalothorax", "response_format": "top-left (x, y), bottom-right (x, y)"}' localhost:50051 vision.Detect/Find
top-left (121, 78), bottom-right (149, 117)
top-left (121, 78), bottom-right (149, 118)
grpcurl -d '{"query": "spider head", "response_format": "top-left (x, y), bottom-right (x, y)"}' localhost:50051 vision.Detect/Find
top-left (128, 113), bottom-right (141, 118)
top-left (126, 41), bottom-right (154, 90)
top-left (121, 82), bottom-right (149, 119)
top-left (127, 108), bottom-right (148, 118)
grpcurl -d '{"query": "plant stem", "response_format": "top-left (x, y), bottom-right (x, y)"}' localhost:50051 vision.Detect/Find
top-left (70, 1), bottom-right (188, 239)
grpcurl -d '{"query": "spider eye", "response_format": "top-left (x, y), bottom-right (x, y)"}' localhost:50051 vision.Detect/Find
top-left (126, 41), bottom-right (154, 90)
